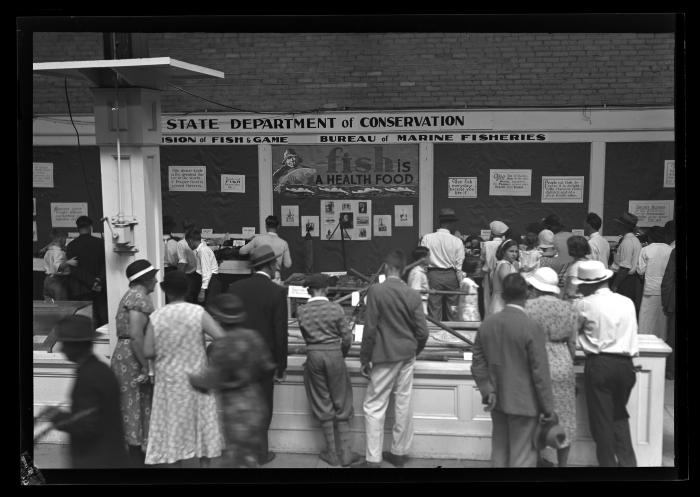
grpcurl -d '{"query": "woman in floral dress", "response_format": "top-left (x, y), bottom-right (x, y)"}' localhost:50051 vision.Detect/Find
top-left (523, 267), bottom-right (584, 467)
top-left (143, 270), bottom-right (225, 467)
top-left (110, 259), bottom-right (159, 466)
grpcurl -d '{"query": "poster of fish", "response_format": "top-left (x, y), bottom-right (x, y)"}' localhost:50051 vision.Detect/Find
top-left (272, 145), bottom-right (418, 197)
top-left (320, 200), bottom-right (372, 240)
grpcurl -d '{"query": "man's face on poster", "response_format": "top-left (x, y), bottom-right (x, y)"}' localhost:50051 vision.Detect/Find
top-left (285, 155), bottom-right (298, 168)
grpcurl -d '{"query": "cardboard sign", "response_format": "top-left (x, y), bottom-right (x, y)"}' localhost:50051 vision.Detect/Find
top-left (448, 177), bottom-right (478, 198)
top-left (288, 285), bottom-right (311, 299)
top-left (242, 227), bottom-right (256, 237)
top-left (541, 176), bottom-right (584, 203)
top-left (168, 166), bottom-right (207, 191)
top-left (201, 228), bottom-right (213, 237)
top-left (572, 229), bottom-right (585, 236)
top-left (221, 174), bottom-right (245, 193)
top-left (628, 200), bottom-right (674, 227)
top-left (663, 160), bottom-right (675, 188)
top-left (489, 169), bottom-right (532, 196)
top-left (33, 162), bottom-right (54, 188)
top-left (50, 202), bottom-right (88, 228)
top-left (480, 229), bottom-right (492, 241)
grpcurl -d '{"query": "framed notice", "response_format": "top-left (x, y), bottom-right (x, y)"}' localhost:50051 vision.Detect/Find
top-left (221, 174), bottom-right (245, 193)
top-left (663, 160), bottom-right (675, 188)
top-left (321, 200), bottom-right (372, 240)
top-left (489, 169), bottom-right (532, 196)
top-left (394, 205), bottom-right (413, 227)
top-left (33, 162), bottom-right (54, 188)
top-left (242, 227), bottom-right (256, 237)
top-left (50, 202), bottom-right (88, 228)
top-left (373, 215), bottom-right (392, 237)
top-left (572, 229), bottom-right (585, 236)
top-left (301, 216), bottom-right (320, 237)
top-left (541, 176), bottom-right (584, 203)
top-left (281, 205), bottom-right (299, 227)
top-left (168, 166), bottom-right (207, 191)
top-left (628, 200), bottom-right (674, 227)
top-left (201, 228), bottom-right (213, 237)
top-left (448, 177), bottom-right (477, 198)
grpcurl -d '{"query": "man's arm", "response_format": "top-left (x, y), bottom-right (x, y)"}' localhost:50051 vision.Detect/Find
top-left (176, 241), bottom-right (189, 272)
top-left (282, 241), bottom-right (292, 268)
top-left (238, 237), bottom-right (256, 255)
top-left (336, 305), bottom-right (353, 357)
top-left (611, 237), bottom-right (633, 291)
top-left (470, 327), bottom-right (495, 406)
top-left (412, 295), bottom-right (429, 356)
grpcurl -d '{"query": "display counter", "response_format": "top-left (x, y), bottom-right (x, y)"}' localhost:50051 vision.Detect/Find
top-left (33, 313), bottom-right (670, 466)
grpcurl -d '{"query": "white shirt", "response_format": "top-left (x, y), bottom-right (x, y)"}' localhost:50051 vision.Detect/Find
top-left (612, 232), bottom-right (642, 274)
top-left (195, 241), bottom-right (219, 290)
top-left (239, 232), bottom-right (292, 269)
top-left (481, 237), bottom-right (504, 273)
top-left (587, 231), bottom-right (610, 268)
top-left (163, 236), bottom-right (180, 268)
top-left (573, 287), bottom-right (639, 356)
top-left (43, 245), bottom-right (66, 275)
top-left (176, 238), bottom-right (198, 274)
top-left (421, 229), bottom-right (465, 270)
top-left (637, 242), bottom-right (673, 295)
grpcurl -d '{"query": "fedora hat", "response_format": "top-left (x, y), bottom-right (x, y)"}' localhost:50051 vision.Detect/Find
top-left (53, 315), bottom-right (98, 342)
top-left (160, 269), bottom-right (190, 296)
top-left (613, 212), bottom-right (638, 230)
top-left (126, 259), bottom-right (159, 283)
top-left (571, 260), bottom-right (614, 285)
top-left (525, 267), bottom-right (561, 295)
top-left (438, 207), bottom-right (458, 222)
top-left (305, 273), bottom-right (330, 290)
top-left (207, 294), bottom-right (246, 324)
top-left (533, 413), bottom-right (567, 451)
top-left (537, 229), bottom-right (555, 249)
top-left (249, 244), bottom-right (277, 268)
top-left (489, 220), bottom-right (509, 236)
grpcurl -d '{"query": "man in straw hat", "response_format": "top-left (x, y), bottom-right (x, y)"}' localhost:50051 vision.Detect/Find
top-left (226, 244), bottom-right (288, 465)
top-left (471, 272), bottom-right (555, 467)
top-left (610, 211), bottom-right (643, 315)
top-left (420, 207), bottom-right (465, 321)
top-left (571, 260), bottom-right (639, 467)
top-left (481, 219), bottom-right (509, 315)
top-left (43, 315), bottom-right (129, 468)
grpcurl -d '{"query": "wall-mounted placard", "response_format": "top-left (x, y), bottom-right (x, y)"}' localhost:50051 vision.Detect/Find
top-left (489, 169), bottom-right (532, 196)
top-left (221, 174), bottom-right (245, 193)
top-left (541, 176), bottom-right (584, 203)
top-left (663, 160), bottom-right (675, 188)
top-left (33, 162), bottom-right (54, 188)
top-left (168, 165), bottom-right (207, 191)
top-left (628, 200), bottom-right (674, 227)
top-left (448, 177), bottom-right (478, 198)
top-left (50, 202), bottom-right (88, 228)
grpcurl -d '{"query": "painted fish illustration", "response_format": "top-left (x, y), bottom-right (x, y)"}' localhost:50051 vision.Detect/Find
top-left (384, 186), bottom-right (415, 193)
top-left (318, 186), bottom-right (349, 195)
top-left (285, 186), bottom-right (315, 194)
top-left (352, 187), bottom-right (382, 194)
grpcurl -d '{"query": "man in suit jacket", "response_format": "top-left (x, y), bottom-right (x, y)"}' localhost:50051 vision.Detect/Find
top-left (471, 272), bottom-right (554, 467)
top-left (227, 244), bottom-right (288, 465)
top-left (46, 315), bottom-right (129, 468)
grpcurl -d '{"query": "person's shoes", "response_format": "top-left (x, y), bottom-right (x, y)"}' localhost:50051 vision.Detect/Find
top-left (319, 449), bottom-right (340, 466)
top-left (537, 457), bottom-right (555, 468)
top-left (351, 459), bottom-right (381, 468)
top-left (382, 451), bottom-right (408, 467)
top-left (259, 452), bottom-right (276, 465)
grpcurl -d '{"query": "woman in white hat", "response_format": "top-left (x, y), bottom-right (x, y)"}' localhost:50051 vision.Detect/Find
top-left (524, 267), bottom-right (585, 467)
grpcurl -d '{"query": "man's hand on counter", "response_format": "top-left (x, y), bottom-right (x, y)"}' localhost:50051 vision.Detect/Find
top-left (360, 362), bottom-right (372, 379)
top-left (274, 370), bottom-right (287, 383)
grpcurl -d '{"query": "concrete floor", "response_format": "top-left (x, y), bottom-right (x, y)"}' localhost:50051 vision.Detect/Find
top-left (31, 380), bottom-right (675, 470)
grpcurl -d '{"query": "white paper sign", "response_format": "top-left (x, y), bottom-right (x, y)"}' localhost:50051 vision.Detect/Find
top-left (480, 229), bottom-right (492, 241)
top-left (287, 285), bottom-right (311, 299)
top-left (628, 200), bottom-right (674, 227)
top-left (394, 205), bottom-right (413, 227)
top-left (168, 166), bottom-right (206, 191)
top-left (373, 215), bottom-right (392, 237)
top-left (353, 324), bottom-right (364, 343)
top-left (221, 174), bottom-right (245, 193)
top-left (281, 205), bottom-right (299, 226)
top-left (489, 169), bottom-right (532, 196)
top-left (301, 216), bottom-right (320, 237)
top-left (351, 292), bottom-right (360, 306)
top-left (572, 229), bottom-right (585, 236)
top-left (33, 162), bottom-right (54, 188)
top-left (378, 274), bottom-right (386, 283)
top-left (201, 228), bottom-right (213, 237)
top-left (448, 177), bottom-right (478, 198)
top-left (664, 160), bottom-right (675, 188)
top-left (242, 227), bottom-right (256, 237)
top-left (50, 202), bottom-right (88, 228)
top-left (541, 176), bottom-right (584, 203)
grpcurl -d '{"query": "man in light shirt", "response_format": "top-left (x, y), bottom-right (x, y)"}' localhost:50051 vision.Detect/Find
top-left (572, 260), bottom-right (639, 467)
top-left (177, 222), bottom-right (201, 304)
top-left (162, 216), bottom-right (180, 275)
top-left (637, 225), bottom-right (673, 338)
top-left (420, 208), bottom-right (465, 321)
top-left (584, 212), bottom-right (610, 267)
top-left (610, 212), bottom-right (643, 315)
top-left (186, 229), bottom-right (221, 305)
top-left (239, 215), bottom-right (292, 282)
top-left (481, 220), bottom-right (508, 314)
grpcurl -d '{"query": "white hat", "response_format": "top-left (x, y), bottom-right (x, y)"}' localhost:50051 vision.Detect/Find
top-left (537, 229), bottom-right (555, 249)
top-left (524, 267), bottom-right (560, 295)
top-left (571, 260), bottom-right (614, 285)
top-left (489, 220), bottom-right (509, 236)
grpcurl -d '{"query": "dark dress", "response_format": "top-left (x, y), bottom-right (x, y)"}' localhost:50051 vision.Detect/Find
top-left (190, 327), bottom-right (276, 467)
top-left (54, 354), bottom-right (129, 468)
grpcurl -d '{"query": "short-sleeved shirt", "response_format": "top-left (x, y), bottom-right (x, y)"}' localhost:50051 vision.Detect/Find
top-left (176, 238), bottom-right (197, 274)
top-left (637, 242), bottom-right (673, 295)
top-left (421, 229), bottom-right (465, 270)
top-left (612, 232), bottom-right (642, 274)
top-left (587, 232), bottom-right (610, 268)
top-left (163, 236), bottom-right (180, 268)
top-left (115, 285), bottom-right (155, 339)
top-left (43, 245), bottom-right (66, 275)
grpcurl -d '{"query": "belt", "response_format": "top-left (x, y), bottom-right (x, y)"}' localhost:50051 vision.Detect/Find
top-left (589, 352), bottom-right (633, 359)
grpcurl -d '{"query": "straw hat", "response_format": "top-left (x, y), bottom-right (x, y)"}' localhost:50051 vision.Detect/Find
top-left (570, 260), bottom-right (614, 285)
top-left (537, 229), bottom-right (555, 249)
top-left (126, 259), bottom-right (159, 283)
top-left (489, 220), bottom-right (509, 236)
top-left (525, 267), bottom-right (561, 295)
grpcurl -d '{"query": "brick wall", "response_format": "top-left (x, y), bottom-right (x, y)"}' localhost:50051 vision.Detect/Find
top-left (33, 32), bottom-right (675, 115)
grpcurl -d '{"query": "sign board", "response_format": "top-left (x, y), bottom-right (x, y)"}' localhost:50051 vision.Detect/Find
top-left (288, 285), bottom-right (311, 299)
top-left (221, 174), bottom-right (245, 193)
top-left (50, 202), bottom-right (88, 228)
top-left (448, 177), bottom-right (478, 198)
top-left (33, 162), bottom-right (54, 188)
top-left (168, 166), bottom-right (207, 191)
top-left (541, 176), bottom-right (584, 203)
top-left (489, 169), bottom-right (532, 196)
top-left (301, 216), bottom-right (320, 237)
top-left (663, 160), bottom-right (675, 188)
top-left (480, 229), bottom-right (492, 241)
top-left (241, 227), bottom-right (256, 237)
top-left (628, 200), bottom-right (674, 227)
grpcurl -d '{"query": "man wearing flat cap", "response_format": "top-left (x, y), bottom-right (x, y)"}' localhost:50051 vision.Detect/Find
top-left (572, 260), bottom-right (639, 467)
top-left (44, 315), bottom-right (129, 468)
top-left (420, 208), bottom-right (465, 321)
top-left (610, 212), bottom-right (643, 315)
top-left (226, 244), bottom-right (288, 465)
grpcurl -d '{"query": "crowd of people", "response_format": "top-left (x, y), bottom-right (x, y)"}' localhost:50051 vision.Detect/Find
top-left (41, 206), bottom-right (676, 469)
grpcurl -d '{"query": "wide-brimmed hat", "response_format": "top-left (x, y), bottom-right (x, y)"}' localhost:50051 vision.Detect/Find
top-left (525, 267), bottom-right (561, 295)
top-left (126, 259), bottom-right (159, 283)
top-left (438, 207), bottom-right (458, 222)
top-left (537, 229), bottom-right (555, 249)
top-left (160, 270), bottom-right (189, 296)
top-left (207, 294), bottom-right (246, 324)
top-left (249, 244), bottom-right (277, 268)
top-left (533, 413), bottom-right (567, 450)
top-left (489, 220), bottom-right (509, 236)
top-left (53, 315), bottom-right (98, 342)
top-left (571, 260), bottom-right (614, 285)
top-left (305, 273), bottom-right (330, 290)
top-left (613, 212), bottom-right (638, 230)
